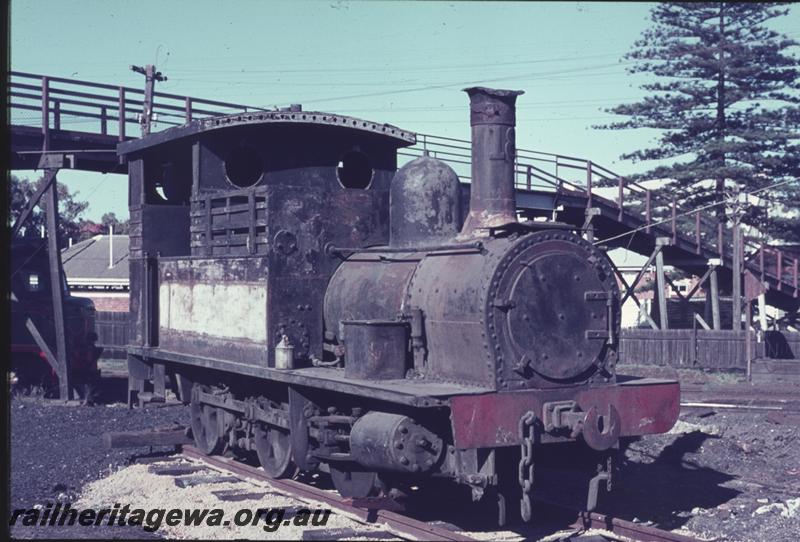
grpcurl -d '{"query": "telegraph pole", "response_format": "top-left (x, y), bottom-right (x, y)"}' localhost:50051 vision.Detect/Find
top-left (130, 64), bottom-right (167, 135)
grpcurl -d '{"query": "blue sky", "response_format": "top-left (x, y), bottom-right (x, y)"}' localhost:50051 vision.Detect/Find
top-left (10, 1), bottom-right (799, 222)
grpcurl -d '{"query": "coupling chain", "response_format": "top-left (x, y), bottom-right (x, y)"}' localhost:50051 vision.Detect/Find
top-left (518, 410), bottom-right (536, 522)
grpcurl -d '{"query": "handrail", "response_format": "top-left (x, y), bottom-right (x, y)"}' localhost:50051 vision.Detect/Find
top-left (9, 71), bottom-right (266, 139)
top-left (10, 70), bottom-right (262, 111)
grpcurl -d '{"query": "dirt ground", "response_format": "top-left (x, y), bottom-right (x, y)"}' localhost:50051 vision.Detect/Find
top-left (9, 375), bottom-right (188, 539)
top-left (605, 365), bottom-right (800, 542)
top-left (7, 368), bottom-right (800, 541)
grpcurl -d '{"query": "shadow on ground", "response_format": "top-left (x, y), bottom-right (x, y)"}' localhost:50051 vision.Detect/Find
top-left (395, 432), bottom-right (739, 537)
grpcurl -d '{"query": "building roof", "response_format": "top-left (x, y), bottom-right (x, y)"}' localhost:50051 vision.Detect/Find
top-left (61, 234), bottom-right (129, 287)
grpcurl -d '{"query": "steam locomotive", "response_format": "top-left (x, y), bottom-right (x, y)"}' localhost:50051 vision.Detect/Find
top-left (120, 87), bottom-right (679, 524)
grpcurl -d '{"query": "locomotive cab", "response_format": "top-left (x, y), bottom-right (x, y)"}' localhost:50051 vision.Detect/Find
top-left (120, 110), bottom-right (415, 367)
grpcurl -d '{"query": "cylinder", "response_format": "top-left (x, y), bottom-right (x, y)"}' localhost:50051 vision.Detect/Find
top-left (349, 412), bottom-right (443, 473)
top-left (460, 86), bottom-right (524, 237)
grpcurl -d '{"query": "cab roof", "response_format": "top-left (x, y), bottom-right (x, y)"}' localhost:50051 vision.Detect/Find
top-left (117, 110), bottom-right (417, 156)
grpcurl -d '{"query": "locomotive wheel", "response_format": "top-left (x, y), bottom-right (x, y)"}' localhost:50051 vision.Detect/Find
top-left (253, 423), bottom-right (297, 479)
top-left (329, 465), bottom-right (384, 498)
top-left (190, 385), bottom-right (225, 455)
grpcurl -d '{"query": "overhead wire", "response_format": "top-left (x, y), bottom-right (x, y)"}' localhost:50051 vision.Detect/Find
top-left (166, 51), bottom-right (629, 75)
top-left (218, 60), bottom-right (636, 108)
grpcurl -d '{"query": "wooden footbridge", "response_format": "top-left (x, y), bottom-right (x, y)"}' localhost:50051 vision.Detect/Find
top-left (9, 70), bottom-right (799, 397)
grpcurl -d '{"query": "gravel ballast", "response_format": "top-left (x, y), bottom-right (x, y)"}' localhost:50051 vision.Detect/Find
top-left (10, 393), bottom-right (189, 539)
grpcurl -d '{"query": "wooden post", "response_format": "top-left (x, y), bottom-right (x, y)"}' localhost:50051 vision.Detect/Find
top-left (586, 160), bottom-right (593, 204)
top-left (41, 76), bottom-right (50, 150)
top-left (526, 165), bottom-right (532, 190)
top-left (655, 240), bottom-right (669, 330)
top-left (645, 190), bottom-right (651, 234)
top-left (776, 250), bottom-right (783, 291)
top-left (25, 318), bottom-right (62, 378)
top-left (53, 100), bottom-right (61, 131)
top-left (618, 177), bottom-right (624, 221)
top-left (248, 191), bottom-right (256, 255)
top-left (142, 254), bottom-right (150, 347)
top-left (759, 244), bottom-right (765, 281)
top-left (794, 258), bottom-right (798, 297)
top-left (583, 207), bottom-right (598, 243)
top-left (131, 63), bottom-right (167, 135)
top-left (118, 87), bottom-right (126, 141)
top-left (671, 199), bottom-right (677, 245)
top-left (709, 263), bottom-right (721, 330)
top-left (44, 170), bottom-right (70, 399)
top-left (185, 96), bottom-right (193, 123)
top-left (732, 220), bottom-right (742, 331)
top-left (745, 300), bottom-right (752, 381)
top-left (717, 222), bottom-right (724, 267)
top-left (153, 363), bottom-right (166, 399)
top-left (100, 106), bottom-right (108, 135)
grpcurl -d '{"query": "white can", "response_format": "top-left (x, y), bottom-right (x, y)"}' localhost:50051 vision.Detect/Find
top-left (275, 335), bottom-right (294, 369)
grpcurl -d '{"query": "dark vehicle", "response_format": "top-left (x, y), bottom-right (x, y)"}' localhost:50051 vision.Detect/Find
top-left (11, 239), bottom-right (101, 391)
top-left (120, 87), bottom-right (679, 523)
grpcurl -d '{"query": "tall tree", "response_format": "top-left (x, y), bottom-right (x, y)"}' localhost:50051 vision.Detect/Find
top-left (599, 2), bottom-right (800, 242)
top-left (9, 175), bottom-right (89, 247)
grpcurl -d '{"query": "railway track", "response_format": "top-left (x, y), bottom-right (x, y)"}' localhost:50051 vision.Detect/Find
top-left (567, 509), bottom-right (712, 542)
top-left (679, 390), bottom-right (800, 414)
top-left (181, 445), bottom-right (473, 541)
top-left (101, 426), bottom-right (710, 541)
top-left (177, 445), bottom-right (709, 542)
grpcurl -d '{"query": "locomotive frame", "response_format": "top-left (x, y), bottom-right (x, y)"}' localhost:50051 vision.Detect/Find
top-left (119, 87), bottom-right (679, 524)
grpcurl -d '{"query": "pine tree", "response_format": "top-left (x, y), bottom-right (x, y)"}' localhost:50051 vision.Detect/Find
top-left (599, 2), bottom-right (800, 243)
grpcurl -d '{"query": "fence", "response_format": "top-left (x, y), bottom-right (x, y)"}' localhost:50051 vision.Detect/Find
top-left (95, 311), bottom-right (129, 359)
top-left (619, 329), bottom-right (800, 369)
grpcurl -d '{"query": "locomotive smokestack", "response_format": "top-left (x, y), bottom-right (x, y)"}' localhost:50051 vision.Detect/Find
top-left (460, 86), bottom-right (524, 237)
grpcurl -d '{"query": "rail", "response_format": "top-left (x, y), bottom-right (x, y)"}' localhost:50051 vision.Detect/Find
top-left (405, 133), bottom-right (798, 296)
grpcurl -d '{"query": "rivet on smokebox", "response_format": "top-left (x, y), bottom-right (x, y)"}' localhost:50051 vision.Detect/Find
top-left (275, 335), bottom-right (294, 369)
